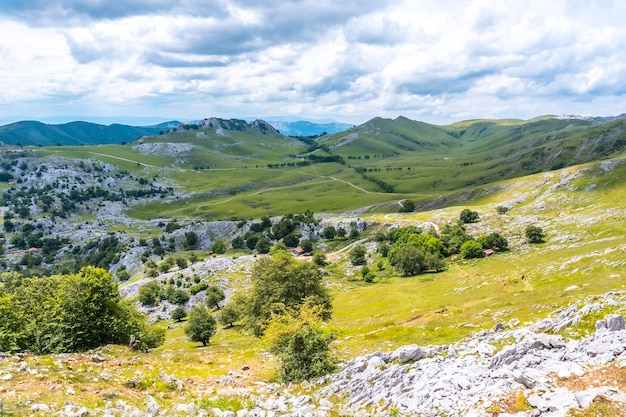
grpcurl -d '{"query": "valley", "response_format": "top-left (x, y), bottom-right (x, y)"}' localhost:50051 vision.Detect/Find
top-left (0, 115), bottom-right (625, 416)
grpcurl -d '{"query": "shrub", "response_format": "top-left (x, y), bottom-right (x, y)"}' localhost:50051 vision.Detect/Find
top-left (349, 244), bottom-right (367, 266)
top-left (525, 225), bottom-right (546, 243)
top-left (264, 305), bottom-right (337, 383)
top-left (138, 281), bottom-right (161, 306)
top-left (460, 240), bottom-right (484, 259)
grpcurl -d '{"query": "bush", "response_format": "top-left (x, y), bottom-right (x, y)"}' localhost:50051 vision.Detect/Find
top-left (0, 267), bottom-right (164, 353)
top-left (349, 244), bottom-right (367, 266)
top-left (264, 306), bottom-right (337, 383)
top-left (459, 209), bottom-right (480, 223)
top-left (525, 225), bottom-right (546, 243)
top-left (460, 240), bottom-right (484, 259)
top-left (189, 281), bottom-right (209, 295)
top-left (138, 281), bottom-right (160, 305)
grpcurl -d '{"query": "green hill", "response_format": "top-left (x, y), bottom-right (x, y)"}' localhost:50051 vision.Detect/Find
top-left (0, 120), bottom-right (180, 146)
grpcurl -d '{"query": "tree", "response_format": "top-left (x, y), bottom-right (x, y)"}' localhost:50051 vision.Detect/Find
top-left (389, 245), bottom-right (426, 275)
top-left (255, 237), bottom-right (271, 254)
top-left (525, 225), bottom-right (546, 243)
top-left (336, 227), bottom-right (347, 239)
top-left (184, 231), bottom-right (198, 250)
top-left (185, 306), bottom-right (216, 346)
top-left (299, 239), bottom-right (313, 253)
top-left (210, 239), bottom-right (226, 254)
top-left (244, 252), bottom-right (332, 336)
top-left (399, 199), bottom-right (415, 213)
top-left (312, 252), bottom-right (327, 266)
top-left (0, 267), bottom-right (164, 353)
top-left (205, 285), bottom-right (225, 310)
top-left (460, 240), bottom-right (484, 259)
top-left (349, 228), bottom-right (360, 239)
top-left (264, 305), bottom-right (337, 383)
top-left (322, 226), bottom-right (336, 240)
top-left (459, 209), bottom-right (480, 223)
top-left (282, 233), bottom-right (299, 248)
top-left (496, 206), bottom-right (509, 215)
top-left (231, 236), bottom-right (245, 249)
top-left (171, 306), bottom-right (187, 322)
top-left (138, 281), bottom-right (161, 306)
top-left (349, 244), bottom-right (367, 266)
top-left (478, 232), bottom-right (509, 251)
top-left (218, 303), bottom-right (240, 328)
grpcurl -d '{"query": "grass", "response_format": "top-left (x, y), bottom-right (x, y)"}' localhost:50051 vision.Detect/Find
top-left (2, 150), bottom-right (625, 414)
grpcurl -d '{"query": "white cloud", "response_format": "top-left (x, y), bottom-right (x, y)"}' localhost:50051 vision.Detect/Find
top-left (1, 1), bottom-right (626, 124)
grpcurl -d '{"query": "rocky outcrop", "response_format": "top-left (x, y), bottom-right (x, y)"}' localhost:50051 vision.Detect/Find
top-left (316, 295), bottom-right (626, 416)
top-left (197, 118), bottom-right (280, 136)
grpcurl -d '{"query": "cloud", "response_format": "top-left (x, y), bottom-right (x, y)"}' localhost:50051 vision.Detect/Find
top-left (1, 0), bottom-right (626, 124)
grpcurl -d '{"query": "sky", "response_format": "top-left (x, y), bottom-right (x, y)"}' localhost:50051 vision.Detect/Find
top-left (1, 0), bottom-right (625, 126)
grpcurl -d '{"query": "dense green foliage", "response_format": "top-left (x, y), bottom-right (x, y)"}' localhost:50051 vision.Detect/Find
top-left (205, 285), bottom-right (225, 310)
top-left (384, 226), bottom-right (447, 275)
top-left (185, 306), bottom-right (217, 346)
top-left (349, 244), bottom-right (367, 266)
top-left (242, 252), bottom-right (332, 336)
top-left (264, 305), bottom-right (337, 383)
top-left (171, 306), bottom-right (187, 322)
top-left (459, 208), bottom-right (480, 223)
top-left (525, 225), bottom-right (546, 243)
top-left (0, 267), bottom-right (163, 353)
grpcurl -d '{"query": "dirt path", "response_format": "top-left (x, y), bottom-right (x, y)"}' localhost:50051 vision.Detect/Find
top-left (86, 152), bottom-right (157, 167)
top-left (325, 238), bottom-right (369, 262)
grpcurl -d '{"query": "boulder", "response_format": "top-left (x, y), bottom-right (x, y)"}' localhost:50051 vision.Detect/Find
top-left (391, 345), bottom-right (427, 364)
top-left (607, 315), bottom-right (625, 331)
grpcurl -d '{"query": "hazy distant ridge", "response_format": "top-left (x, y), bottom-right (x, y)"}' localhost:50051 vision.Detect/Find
top-left (0, 120), bottom-right (181, 146)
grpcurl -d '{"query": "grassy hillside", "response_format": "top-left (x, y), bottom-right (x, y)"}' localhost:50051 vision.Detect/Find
top-left (25, 115), bottom-right (626, 222)
top-left (1, 157), bottom-right (624, 415)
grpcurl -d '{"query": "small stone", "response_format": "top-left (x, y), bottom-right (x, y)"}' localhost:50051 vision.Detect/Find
top-left (1, 374), bottom-right (13, 381)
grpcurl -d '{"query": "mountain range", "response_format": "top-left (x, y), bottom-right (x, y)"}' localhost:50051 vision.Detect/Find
top-left (0, 118), bottom-right (354, 147)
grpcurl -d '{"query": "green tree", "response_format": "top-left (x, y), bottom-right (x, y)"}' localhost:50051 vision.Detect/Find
top-left (255, 237), bottom-right (271, 254)
top-left (0, 267), bottom-right (164, 353)
top-left (525, 225), bottom-right (546, 243)
top-left (349, 244), bottom-right (367, 266)
top-left (171, 306), bottom-right (187, 322)
top-left (312, 252), bottom-right (327, 266)
top-left (210, 240), bottom-right (226, 254)
top-left (138, 281), bottom-right (161, 306)
top-left (322, 226), bottom-right (336, 240)
top-left (336, 227), bottom-right (347, 239)
top-left (389, 245), bottom-right (426, 275)
top-left (218, 303), bottom-right (240, 328)
top-left (459, 209), bottom-right (480, 223)
top-left (185, 306), bottom-right (216, 346)
top-left (264, 305), bottom-right (337, 383)
top-left (299, 239), bottom-right (313, 253)
top-left (184, 231), bottom-right (198, 250)
top-left (399, 199), bottom-right (415, 212)
top-left (460, 240), bottom-right (484, 259)
top-left (244, 252), bottom-right (332, 336)
top-left (205, 285), bottom-right (225, 310)
top-left (496, 206), bottom-right (509, 215)
top-left (282, 233), bottom-right (299, 248)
